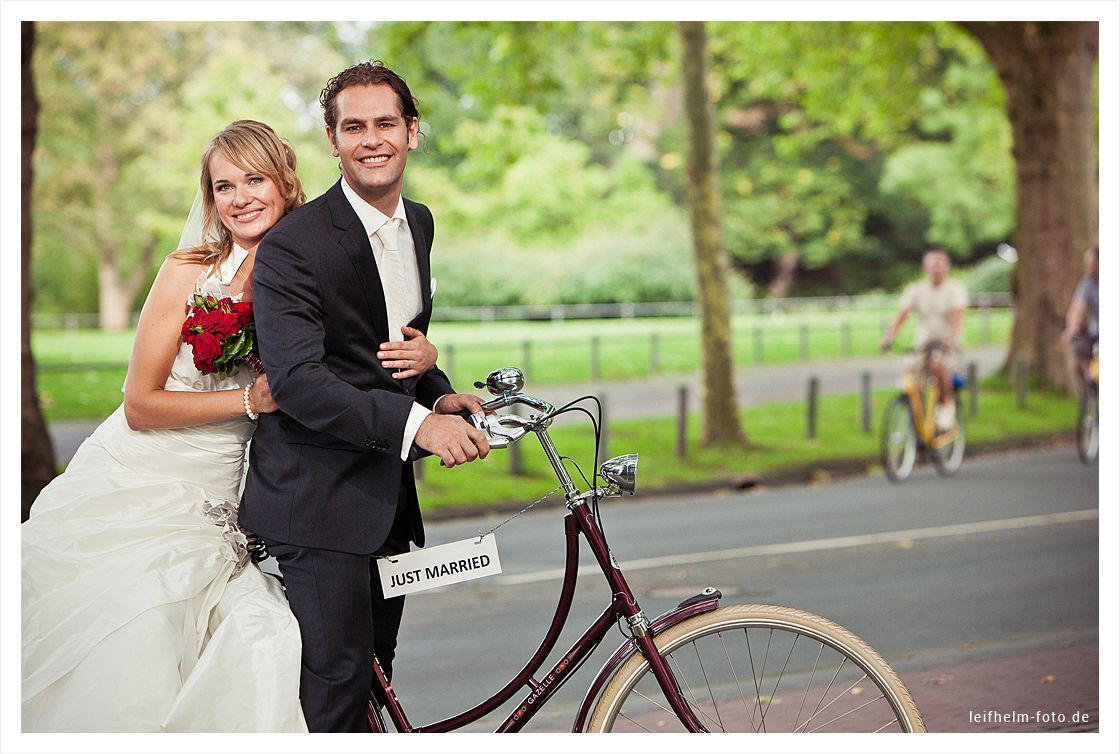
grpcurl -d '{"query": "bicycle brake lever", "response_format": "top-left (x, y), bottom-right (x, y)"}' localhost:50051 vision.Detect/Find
top-left (470, 412), bottom-right (529, 449)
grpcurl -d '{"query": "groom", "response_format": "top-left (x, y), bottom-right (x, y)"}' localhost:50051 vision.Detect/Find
top-left (240, 61), bottom-right (490, 732)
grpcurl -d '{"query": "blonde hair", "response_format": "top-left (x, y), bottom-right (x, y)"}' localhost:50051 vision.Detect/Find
top-left (174, 120), bottom-right (306, 267)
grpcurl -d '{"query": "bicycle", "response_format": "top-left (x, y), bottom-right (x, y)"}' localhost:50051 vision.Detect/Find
top-left (1076, 342), bottom-right (1099, 465)
top-left (880, 346), bottom-right (966, 483)
top-left (359, 367), bottom-right (926, 733)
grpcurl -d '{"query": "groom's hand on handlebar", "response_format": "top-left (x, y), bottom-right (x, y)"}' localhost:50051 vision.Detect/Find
top-left (433, 392), bottom-right (488, 416)
top-left (414, 408), bottom-right (490, 468)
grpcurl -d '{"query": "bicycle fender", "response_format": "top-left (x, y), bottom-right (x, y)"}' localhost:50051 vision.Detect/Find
top-left (571, 588), bottom-right (721, 732)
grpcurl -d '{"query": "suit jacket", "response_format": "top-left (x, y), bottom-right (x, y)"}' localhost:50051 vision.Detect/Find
top-left (239, 180), bottom-right (452, 554)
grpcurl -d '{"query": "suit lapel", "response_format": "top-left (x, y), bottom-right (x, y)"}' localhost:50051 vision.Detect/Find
top-left (405, 199), bottom-right (432, 307)
top-left (327, 182), bottom-right (390, 342)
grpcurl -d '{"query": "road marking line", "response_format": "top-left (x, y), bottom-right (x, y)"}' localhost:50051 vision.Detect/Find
top-left (493, 509), bottom-right (1098, 586)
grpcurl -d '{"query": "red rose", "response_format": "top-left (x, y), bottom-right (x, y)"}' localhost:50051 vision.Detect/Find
top-left (190, 331), bottom-right (222, 375)
top-left (191, 309), bottom-right (240, 340)
top-left (213, 310), bottom-right (243, 340)
top-left (230, 301), bottom-right (253, 327)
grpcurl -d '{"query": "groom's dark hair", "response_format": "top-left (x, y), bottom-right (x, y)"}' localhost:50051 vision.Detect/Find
top-left (321, 60), bottom-right (420, 134)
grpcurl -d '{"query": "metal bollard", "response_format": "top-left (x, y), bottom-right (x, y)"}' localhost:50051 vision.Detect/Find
top-left (807, 376), bottom-right (819, 439)
top-left (968, 361), bottom-right (978, 417)
top-left (860, 371), bottom-right (872, 434)
top-left (676, 385), bottom-right (688, 459)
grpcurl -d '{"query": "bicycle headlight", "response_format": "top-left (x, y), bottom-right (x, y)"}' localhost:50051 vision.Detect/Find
top-left (600, 454), bottom-right (638, 493)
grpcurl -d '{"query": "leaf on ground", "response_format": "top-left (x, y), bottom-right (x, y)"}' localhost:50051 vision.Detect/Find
top-left (922, 673), bottom-right (955, 686)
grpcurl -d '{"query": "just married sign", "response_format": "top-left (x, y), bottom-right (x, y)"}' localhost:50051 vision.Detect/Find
top-left (377, 533), bottom-right (502, 598)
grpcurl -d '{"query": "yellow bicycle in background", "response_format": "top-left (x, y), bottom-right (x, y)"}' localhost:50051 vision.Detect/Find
top-left (880, 346), bottom-right (966, 483)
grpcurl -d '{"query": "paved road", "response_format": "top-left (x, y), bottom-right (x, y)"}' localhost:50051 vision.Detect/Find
top-left (377, 446), bottom-right (1098, 732)
top-left (47, 345), bottom-right (1008, 465)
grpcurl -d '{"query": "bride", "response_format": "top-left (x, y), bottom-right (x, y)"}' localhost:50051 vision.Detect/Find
top-left (21, 120), bottom-right (437, 732)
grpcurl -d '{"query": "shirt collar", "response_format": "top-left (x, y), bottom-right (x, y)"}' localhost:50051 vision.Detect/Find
top-left (215, 243), bottom-right (250, 285)
top-left (340, 177), bottom-right (407, 238)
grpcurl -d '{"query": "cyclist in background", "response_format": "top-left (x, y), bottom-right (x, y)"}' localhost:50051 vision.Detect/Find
top-left (881, 249), bottom-right (968, 432)
top-left (1061, 244), bottom-right (1099, 381)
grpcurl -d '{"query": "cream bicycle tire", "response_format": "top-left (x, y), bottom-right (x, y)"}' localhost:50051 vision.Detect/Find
top-left (587, 604), bottom-right (926, 733)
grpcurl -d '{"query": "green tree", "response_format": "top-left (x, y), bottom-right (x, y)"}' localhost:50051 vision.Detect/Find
top-left (31, 22), bottom-right (346, 324)
top-left (696, 22), bottom-right (1014, 295)
top-left (959, 22), bottom-right (1098, 393)
top-left (33, 23), bottom-right (201, 329)
top-left (23, 21), bottom-right (56, 520)
top-left (678, 21), bottom-right (746, 447)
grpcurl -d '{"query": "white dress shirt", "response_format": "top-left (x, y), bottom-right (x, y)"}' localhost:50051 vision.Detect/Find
top-left (340, 178), bottom-right (434, 461)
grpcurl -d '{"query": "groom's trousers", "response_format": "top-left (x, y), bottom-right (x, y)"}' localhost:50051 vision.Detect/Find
top-left (263, 483), bottom-right (414, 733)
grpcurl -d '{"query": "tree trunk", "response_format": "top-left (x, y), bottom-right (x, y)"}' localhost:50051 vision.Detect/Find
top-left (960, 22), bottom-right (1098, 393)
top-left (677, 21), bottom-right (747, 446)
top-left (23, 21), bottom-right (57, 521)
top-left (97, 254), bottom-right (148, 330)
top-left (769, 250), bottom-right (800, 298)
top-left (92, 141), bottom-right (145, 331)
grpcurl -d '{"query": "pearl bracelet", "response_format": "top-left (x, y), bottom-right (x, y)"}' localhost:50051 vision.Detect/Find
top-left (243, 383), bottom-right (260, 421)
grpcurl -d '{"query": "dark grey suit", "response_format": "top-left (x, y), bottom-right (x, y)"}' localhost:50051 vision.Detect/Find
top-left (240, 180), bottom-right (452, 731)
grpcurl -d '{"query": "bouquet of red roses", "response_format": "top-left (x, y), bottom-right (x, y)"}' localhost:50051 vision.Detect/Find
top-left (181, 294), bottom-right (263, 377)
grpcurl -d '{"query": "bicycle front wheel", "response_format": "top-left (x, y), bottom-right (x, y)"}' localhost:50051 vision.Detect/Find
top-left (881, 396), bottom-right (917, 483)
top-left (931, 393), bottom-right (965, 477)
top-left (587, 604), bottom-right (925, 733)
top-left (1077, 384), bottom-right (1099, 465)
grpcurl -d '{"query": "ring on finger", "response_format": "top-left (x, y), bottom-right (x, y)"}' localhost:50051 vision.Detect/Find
top-left (408, 360), bottom-right (413, 368)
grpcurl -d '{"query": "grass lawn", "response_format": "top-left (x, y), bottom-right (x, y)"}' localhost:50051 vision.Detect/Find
top-left (33, 308), bottom-right (1012, 420)
top-left (414, 377), bottom-right (1078, 512)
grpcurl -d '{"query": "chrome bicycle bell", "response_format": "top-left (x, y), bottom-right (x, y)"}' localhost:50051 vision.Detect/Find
top-left (475, 367), bottom-right (524, 397)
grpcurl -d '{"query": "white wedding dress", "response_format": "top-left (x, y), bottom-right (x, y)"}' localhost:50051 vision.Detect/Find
top-left (21, 247), bottom-right (307, 732)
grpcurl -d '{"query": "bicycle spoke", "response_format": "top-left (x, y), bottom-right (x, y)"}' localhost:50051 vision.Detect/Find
top-left (798, 670), bottom-right (871, 733)
top-left (796, 656), bottom-right (848, 732)
top-left (667, 650), bottom-right (724, 731)
top-left (744, 628), bottom-right (767, 732)
top-left (872, 716), bottom-right (904, 733)
top-left (793, 642), bottom-right (826, 733)
top-left (805, 690), bottom-right (887, 733)
top-left (759, 632), bottom-right (799, 725)
top-left (719, 627), bottom-right (758, 731)
top-left (692, 638), bottom-right (726, 731)
top-left (620, 688), bottom-right (671, 731)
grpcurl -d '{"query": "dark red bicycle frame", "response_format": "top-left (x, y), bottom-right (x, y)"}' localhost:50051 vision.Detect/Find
top-left (366, 501), bottom-right (720, 733)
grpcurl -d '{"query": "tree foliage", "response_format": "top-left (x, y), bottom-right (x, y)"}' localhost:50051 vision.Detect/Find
top-left (29, 21), bottom-right (1035, 319)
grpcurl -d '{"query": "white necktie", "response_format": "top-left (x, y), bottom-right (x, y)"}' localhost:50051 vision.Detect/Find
top-left (375, 218), bottom-right (409, 342)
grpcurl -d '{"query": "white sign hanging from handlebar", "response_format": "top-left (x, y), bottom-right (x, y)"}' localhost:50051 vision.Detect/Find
top-left (377, 533), bottom-right (502, 598)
